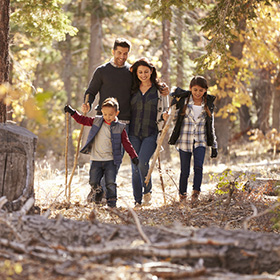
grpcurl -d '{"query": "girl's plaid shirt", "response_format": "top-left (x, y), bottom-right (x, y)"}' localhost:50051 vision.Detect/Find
top-left (176, 97), bottom-right (207, 152)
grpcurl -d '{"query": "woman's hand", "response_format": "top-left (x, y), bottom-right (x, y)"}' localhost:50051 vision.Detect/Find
top-left (159, 83), bottom-right (169, 96)
top-left (162, 112), bottom-right (169, 121)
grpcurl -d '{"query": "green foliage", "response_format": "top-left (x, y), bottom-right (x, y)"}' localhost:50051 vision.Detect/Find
top-left (11, 0), bottom-right (78, 43)
top-left (0, 260), bottom-right (23, 279)
top-left (271, 207), bottom-right (280, 230)
top-left (150, 0), bottom-right (205, 20)
top-left (209, 169), bottom-right (256, 195)
top-left (197, 0), bottom-right (280, 73)
top-left (7, 0), bottom-right (280, 157)
top-left (149, 0), bottom-right (280, 74)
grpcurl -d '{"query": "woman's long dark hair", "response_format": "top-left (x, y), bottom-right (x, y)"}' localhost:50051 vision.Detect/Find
top-left (130, 57), bottom-right (161, 93)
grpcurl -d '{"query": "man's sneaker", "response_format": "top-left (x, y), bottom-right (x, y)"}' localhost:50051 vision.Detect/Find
top-left (142, 193), bottom-right (151, 206)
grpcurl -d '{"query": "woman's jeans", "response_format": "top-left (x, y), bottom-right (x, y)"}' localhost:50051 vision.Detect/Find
top-left (179, 146), bottom-right (206, 195)
top-left (89, 160), bottom-right (117, 207)
top-left (129, 134), bottom-right (157, 204)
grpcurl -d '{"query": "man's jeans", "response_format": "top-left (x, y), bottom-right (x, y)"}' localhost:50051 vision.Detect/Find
top-left (179, 146), bottom-right (206, 195)
top-left (89, 160), bottom-right (117, 206)
top-left (129, 134), bottom-right (157, 204)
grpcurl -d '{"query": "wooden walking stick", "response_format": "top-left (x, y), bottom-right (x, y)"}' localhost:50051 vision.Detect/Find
top-left (145, 105), bottom-right (176, 189)
top-left (65, 95), bottom-right (89, 202)
top-left (65, 112), bottom-right (69, 196)
top-left (157, 155), bottom-right (166, 205)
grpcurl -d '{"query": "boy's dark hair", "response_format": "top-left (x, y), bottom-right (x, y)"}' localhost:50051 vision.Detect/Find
top-left (102, 97), bottom-right (119, 111)
top-left (113, 38), bottom-right (131, 51)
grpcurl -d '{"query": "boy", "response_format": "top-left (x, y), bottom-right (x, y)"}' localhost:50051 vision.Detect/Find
top-left (64, 97), bottom-right (139, 208)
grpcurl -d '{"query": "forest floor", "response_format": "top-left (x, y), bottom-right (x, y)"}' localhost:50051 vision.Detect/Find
top-left (2, 138), bottom-right (280, 280)
top-left (34, 138), bottom-right (280, 233)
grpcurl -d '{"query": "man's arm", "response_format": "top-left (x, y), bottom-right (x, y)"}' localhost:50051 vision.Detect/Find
top-left (83, 67), bottom-right (102, 111)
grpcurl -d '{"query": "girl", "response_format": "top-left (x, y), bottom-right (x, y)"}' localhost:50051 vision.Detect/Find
top-left (129, 57), bottom-right (169, 207)
top-left (168, 76), bottom-right (218, 207)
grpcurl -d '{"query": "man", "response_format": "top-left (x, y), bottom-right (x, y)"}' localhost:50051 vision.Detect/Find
top-left (82, 38), bottom-right (132, 124)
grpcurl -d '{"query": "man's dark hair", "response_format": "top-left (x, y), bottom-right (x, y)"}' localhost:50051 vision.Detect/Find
top-left (113, 38), bottom-right (131, 51)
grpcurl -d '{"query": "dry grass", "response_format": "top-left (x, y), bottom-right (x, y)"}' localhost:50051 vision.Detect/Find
top-left (33, 140), bottom-right (280, 232)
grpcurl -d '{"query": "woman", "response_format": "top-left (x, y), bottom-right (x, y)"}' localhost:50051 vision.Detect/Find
top-left (129, 57), bottom-right (169, 207)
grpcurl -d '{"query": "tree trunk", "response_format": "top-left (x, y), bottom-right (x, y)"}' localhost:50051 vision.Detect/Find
top-left (160, 19), bottom-right (171, 161)
top-left (214, 96), bottom-right (231, 154)
top-left (175, 8), bottom-right (184, 88)
top-left (0, 123), bottom-right (37, 211)
top-left (161, 19), bottom-right (171, 88)
top-left (80, 4), bottom-right (102, 165)
top-left (0, 0), bottom-right (10, 123)
top-left (238, 104), bottom-right (252, 139)
top-left (216, 18), bottom-right (246, 153)
top-left (62, 34), bottom-right (75, 165)
top-left (252, 69), bottom-right (272, 134)
top-left (272, 71), bottom-right (280, 131)
top-left (87, 9), bottom-right (102, 84)
top-left (1, 209), bottom-right (280, 275)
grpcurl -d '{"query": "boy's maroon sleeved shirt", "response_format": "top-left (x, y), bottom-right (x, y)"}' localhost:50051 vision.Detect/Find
top-left (72, 112), bottom-right (138, 159)
top-left (121, 129), bottom-right (138, 159)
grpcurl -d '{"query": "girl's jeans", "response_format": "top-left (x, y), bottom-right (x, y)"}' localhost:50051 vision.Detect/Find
top-left (89, 160), bottom-right (117, 207)
top-left (129, 134), bottom-right (157, 204)
top-left (179, 146), bottom-right (206, 195)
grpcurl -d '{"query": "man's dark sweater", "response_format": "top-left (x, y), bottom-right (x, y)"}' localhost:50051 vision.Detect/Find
top-left (85, 62), bottom-right (132, 121)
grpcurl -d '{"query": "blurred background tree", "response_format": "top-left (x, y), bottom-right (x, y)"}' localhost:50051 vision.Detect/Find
top-left (1, 0), bottom-right (280, 162)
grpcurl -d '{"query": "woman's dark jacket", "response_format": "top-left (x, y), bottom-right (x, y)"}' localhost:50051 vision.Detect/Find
top-left (168, 87), bottom-right (216, 146)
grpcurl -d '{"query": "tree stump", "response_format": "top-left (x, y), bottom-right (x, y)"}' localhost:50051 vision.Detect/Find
top-left (0, 123), bottom-right (37, 211)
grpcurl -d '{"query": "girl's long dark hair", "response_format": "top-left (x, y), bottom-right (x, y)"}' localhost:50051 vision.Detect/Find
top-left (181, 76), bottom-right (211, 117)
top-left (130, 57), bottom-right (161, 93)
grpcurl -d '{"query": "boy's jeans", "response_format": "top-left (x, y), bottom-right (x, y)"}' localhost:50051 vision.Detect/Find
top-left (179, 146), bottom-right (206, 195)
top-left (129, 134), bottom-right (157, 204)
top-left (89, 160), bottom-right (117, 207)
top-left (100, 123), bottom-right (129, 192)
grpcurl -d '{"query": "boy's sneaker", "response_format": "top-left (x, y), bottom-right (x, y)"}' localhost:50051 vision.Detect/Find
top-left (87, 186), bottom-right (104, 204)
top-left (95, 191), bottom-right (104, 204)
top-left (107, 198), bottom-right (116, 208)
top-left (86, 189), bottom-right (94, 203)
top-left (142, 193), bottom-right (151, 206)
